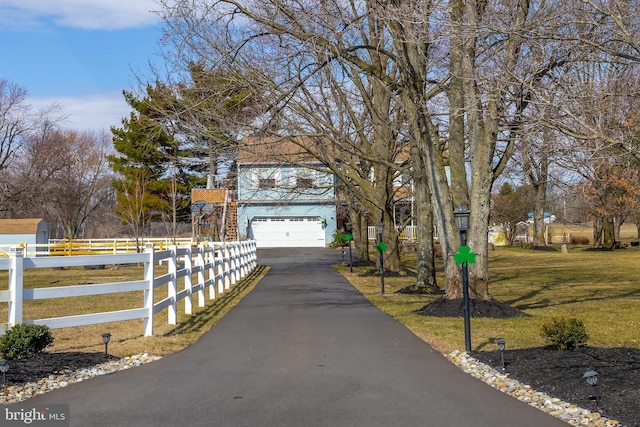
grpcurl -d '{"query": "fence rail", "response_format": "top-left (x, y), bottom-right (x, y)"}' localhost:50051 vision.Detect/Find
top-left (0, 238), bottom-right (195, 258)
top-left (0, 241), bottom-right (257, 336)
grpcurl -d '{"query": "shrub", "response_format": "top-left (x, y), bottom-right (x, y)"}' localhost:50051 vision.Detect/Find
top-left (570, 235), bottom-right (590, 245)
top-left (0, 324), bottom-right (54, 359)
top-left (540, 317), bottom-right (588, 351)
top-left (330, 229), bottom-right (349, 248)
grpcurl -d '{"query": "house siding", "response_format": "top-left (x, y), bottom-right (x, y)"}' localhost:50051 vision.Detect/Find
top-left (236, 163), bottom-right (337, 245)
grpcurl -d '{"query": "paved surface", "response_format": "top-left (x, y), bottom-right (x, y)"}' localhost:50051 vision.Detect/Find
top-left (28, 248), bottom-right (568, 426)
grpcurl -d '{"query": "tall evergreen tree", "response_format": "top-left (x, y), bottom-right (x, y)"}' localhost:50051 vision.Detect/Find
top-left (109, 89), bottom-right (199, 241)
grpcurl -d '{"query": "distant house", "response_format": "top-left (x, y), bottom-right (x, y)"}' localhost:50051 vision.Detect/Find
top-left (236, 137), bottom-right (337, 248)
top-left (0, 218), bottom-right (49, 255)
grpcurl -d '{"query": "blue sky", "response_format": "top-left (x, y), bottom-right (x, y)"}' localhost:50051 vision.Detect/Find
top-left (0, 0), bottom-right (163, 133)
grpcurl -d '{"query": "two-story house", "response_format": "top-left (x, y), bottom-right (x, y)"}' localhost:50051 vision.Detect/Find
top-left (236, 137), bottom-right (338, 248)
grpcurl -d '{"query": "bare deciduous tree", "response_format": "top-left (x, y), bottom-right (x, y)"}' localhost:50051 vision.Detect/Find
top-left (6, 128), bottom-right (114, 238)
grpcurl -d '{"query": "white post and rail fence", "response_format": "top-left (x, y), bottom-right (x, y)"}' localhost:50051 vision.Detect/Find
top-left (0, 241), bottom-right (257, 337)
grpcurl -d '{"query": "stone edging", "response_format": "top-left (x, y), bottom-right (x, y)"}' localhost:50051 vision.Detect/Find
top-left (446, 350), bottom-right (624, 427)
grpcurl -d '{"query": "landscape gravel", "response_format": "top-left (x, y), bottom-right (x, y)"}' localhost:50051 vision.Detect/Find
top-left (0, 353), bottom-right (161, 404)
top-left (447, 350), bottom-right (625, 427)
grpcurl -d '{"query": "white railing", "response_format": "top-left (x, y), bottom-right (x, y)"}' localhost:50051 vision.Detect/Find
top-left (367, 226), bottom-right (419, 242)
top-left (0, 241), bottom-right (257, 337)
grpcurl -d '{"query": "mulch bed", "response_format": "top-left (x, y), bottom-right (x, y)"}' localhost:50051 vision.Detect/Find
top-left (418, 298), bottom-right (639, 426)
top-left (0, 352), bottom-right (118, 385)
top-left (415, 297), bottom-right (529, 318)
top-left (474, 346), bottom-right (640, 427)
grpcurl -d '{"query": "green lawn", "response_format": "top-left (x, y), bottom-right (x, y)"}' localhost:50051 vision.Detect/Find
top-left (336, 244), bottom-right (640, 354)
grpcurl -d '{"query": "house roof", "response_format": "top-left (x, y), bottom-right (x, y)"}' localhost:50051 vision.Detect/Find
top-left (238, 136), bottom-right (326, 164)
top-left (239, 135), bottom-right (412, 166)
top-left (191, 189), bottom-right (228, 204)
top-left (0, 218), bottom-right (47, 234)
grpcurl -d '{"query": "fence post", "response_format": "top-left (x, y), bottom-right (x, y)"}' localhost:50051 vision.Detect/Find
top-left (223, 244), bottom-right (231, 290)
top-left (216, 243), bottom-right (224, 294)
top-left (143, 244), bottom-right (155, 336)
top-left (196, 244), bottom-right (205, 307)
top-left (231, 243), bottom-right (239, 285)
top-left (184, 245), bottom-right (193, 315)
top-left (252, 241), bottom-right (258, 269)
top-left (208, 243), bottom-right (217, 300)
top-left (8, 247), bottom-right (24, 328)
top-left (239, 242), bottom-right (247, 278)
top-left (168, 246), bottom-right (177, 325)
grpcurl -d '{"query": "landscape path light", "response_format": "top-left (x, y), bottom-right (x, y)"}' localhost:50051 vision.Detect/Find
top-left (102, 332), bottom-right (112, 355)
top-left (345, 222), bottom-right (353, 273)
top-left (496, 339), bottom-right (506, 371)
top-left (453, 205), bottom-right (473, 353)
top-left (376, 221), bottom-right (385, 295)
top-left (0, 359), bottom-right (8, 386)
top-left (583, 370), bottom-right (601, 408)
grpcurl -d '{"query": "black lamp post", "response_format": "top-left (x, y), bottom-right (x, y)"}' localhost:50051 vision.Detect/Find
top-left (345, 222), bottom-right (353, 273)
top-left (102, 332), bottom-right (111, 355)
top-left (496, 339), bottom-right (506, 371)
top-left (583, 370), bottom-right (601, 408)
top-left (453, 205), bottom-right (472, 353)
top-left (0, 359), bottom-right (8, 386)
top-left (377, 221), bottom-right (385, 295)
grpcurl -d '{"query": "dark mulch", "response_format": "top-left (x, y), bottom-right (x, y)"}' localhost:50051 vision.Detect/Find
top-left (415, 297), bottom-right (530, 318)
top-left (417, 298), bottom-right (639, 426)
top-left (1, 352), bottom-right (118, 386)
top-left (474, 347), bottom-right (640, 427)
top-left (532, 245), bottom-right (558, 251)
top-left (396, 284), bottom-right (443, 295)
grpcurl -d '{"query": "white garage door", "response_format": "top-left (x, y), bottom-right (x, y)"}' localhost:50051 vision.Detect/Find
top-left (250, 216), bottom-right (326, 248)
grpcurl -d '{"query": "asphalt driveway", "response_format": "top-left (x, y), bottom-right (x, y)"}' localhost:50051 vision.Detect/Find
top-left (26, 248), bottom-right (568, 427)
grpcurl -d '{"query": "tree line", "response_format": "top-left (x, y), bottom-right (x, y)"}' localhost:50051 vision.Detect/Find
top-left (1, 0), bottom-right (639, 303)
top-left (148, 0), bottom-right (640, 301)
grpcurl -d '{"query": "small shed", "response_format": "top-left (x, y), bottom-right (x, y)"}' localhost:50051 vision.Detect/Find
top-left (0, 218), bottom-right (49, 253)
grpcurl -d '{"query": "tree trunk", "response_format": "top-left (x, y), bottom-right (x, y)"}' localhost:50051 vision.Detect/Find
top-left (593, 216), bottom-right (603, 248)
top-left (412, 159), bottom-right (437, 290)
top-left (351, 209), bottom-right (370, 262)
top-left (533, 208), bottom-right (547, 246)
top-left (379, 208), bottom-right (401, 272)
top-left (602, 216), bottom-right (616, 249)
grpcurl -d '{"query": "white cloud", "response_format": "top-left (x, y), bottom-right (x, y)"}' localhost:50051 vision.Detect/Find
top-left (30, 92), bottom-right (130, 133)
top-left (0, 0), bottom-right (160, 30)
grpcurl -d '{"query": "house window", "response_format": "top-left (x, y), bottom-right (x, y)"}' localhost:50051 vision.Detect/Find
top-left (297, 177), bottom-right (315, 188)
top-left (253, 168), bottom-right (281, 189)
top-left (258, 178), bottom-right (277, 189)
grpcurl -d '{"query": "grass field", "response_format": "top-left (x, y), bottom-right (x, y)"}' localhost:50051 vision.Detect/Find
top-left (337, 241), bottom-right (640, 355)
top-left (0, 264), bottom-right (268, 358)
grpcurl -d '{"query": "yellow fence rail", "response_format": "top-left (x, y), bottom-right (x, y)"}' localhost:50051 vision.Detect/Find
top-left (0, 238), bottom-right (195, 258)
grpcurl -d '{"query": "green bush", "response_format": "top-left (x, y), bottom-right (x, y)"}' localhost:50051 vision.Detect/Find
top-left (540, 317), bottom-right (588, 350)
top-left (330, 229), bottom-right (349, 248)
top-left (0, 324), bottom-right (54, 359)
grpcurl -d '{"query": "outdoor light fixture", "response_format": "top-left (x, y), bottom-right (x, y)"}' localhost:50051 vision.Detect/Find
top-left (102, 332), bottom-right (112, 355)
top-left (583, 370), bottom-right (601, 408)
top-left (453, 205), bottom-right (470, 234)
top-left (0, 359), bottom-right (8, 386)
top-left (496, 339), bottom-right (506, 371)
top-left (453, 204), bottom-right (472, 353)
top-left (376, 221), bottom-right (385, 295)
